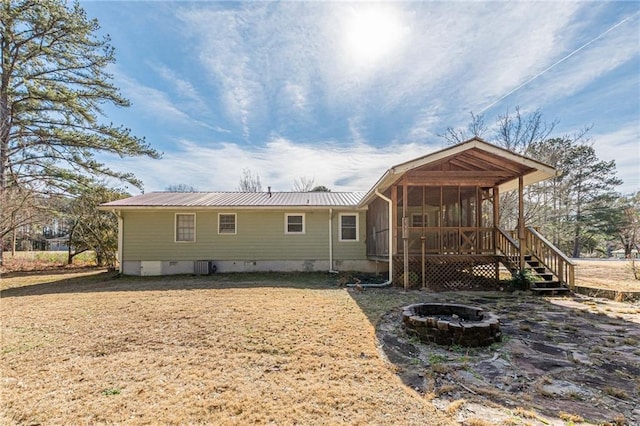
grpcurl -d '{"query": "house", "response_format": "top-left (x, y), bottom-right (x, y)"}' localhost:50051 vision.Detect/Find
top-left (100, 190), bottom-right (370, 276)
top-left (46, 236), bottom-right (69, 251)
top-left (612, 248), bottom-right (639, 259)
top-left (101, 138), bottom-right (575, 292)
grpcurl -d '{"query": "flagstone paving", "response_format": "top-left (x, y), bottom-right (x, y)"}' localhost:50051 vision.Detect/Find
top-left (375, 291), bottom-right (640, 425)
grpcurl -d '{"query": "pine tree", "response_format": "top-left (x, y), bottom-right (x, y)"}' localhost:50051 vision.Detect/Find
top-left (1, 0), bottom-right (160, 264)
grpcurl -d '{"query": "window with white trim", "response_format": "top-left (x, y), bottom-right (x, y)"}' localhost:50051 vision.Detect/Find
top-left (285, 213), bottom-right (305, 234)
top-left (411, 213), bottom-right (424, 227)
top-left (218, 213), bottom-right (237, 234)
top-left (175, 213), bottom-right (195, 242)
top-left (339, 213), bottom-right (358, 241)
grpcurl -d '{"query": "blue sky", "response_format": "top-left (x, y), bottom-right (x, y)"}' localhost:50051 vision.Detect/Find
top-left (81, 1), bottom-right (640, 194)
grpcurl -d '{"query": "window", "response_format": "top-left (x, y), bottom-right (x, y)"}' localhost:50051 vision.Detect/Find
top-left (218, 213), bottom-right (237, 234)
top-left (411, 214), bottom-right (424, 227)
top-left (285, 213), bottom-right (305, 234)
top-left (175, 213), bottom-right (195, 242)
top-left (339, 213), bottom-right (358, 241)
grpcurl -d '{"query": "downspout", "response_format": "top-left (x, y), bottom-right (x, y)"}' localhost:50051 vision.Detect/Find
top-left (329, 208), bottom-right (338, 273)
top-left (112, 209), bottom-right (123, 274)
top-left (346, 188), bottom-right (393, 288)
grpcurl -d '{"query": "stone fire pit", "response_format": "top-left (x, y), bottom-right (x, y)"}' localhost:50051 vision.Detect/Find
top-left (402, 303), bottom-right (501, 347)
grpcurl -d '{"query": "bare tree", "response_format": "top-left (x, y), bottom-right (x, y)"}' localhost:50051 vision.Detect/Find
top-left (238, 169), bottom-right (262, 192)
top-left (166, 184), bottom-right (198, 192)
top-left (440, 112), bottom-right (487, 145)
top-left (292, 177), bottom-right (315, 192)
top-left (441, 106), bottom-right (563, 154)
top-left (493, 107), bottom-right (558, 154)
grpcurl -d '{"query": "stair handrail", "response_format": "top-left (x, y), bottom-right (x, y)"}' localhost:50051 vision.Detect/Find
top-left (495, 227), bottom-right (520, 273)
top-left (525, 226), bottom-right (575, 290)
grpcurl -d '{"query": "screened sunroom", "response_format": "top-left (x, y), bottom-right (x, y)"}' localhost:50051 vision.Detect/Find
top-left (361, 138), bottom-right (574, 292)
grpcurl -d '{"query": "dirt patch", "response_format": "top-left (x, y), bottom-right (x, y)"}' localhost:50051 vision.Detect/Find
top-left (374, 291), bottom-right (640, 425)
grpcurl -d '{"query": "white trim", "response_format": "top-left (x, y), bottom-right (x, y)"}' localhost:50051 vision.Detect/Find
top-left (113, 209), bottom-right (123, 274)
top-left (358, 137), bottom-right (557, 207)
top-left (285, 213), bottom-right (305, 234)
top-left (218, 213), bottom-right (237, 235)
top-left (329, 209), bottom-right (334, 272)
top-left (339, 212), bottom-right (359, 242)
top-left (175, 213), bottom-right (196, 242)
top-left (374, 189), bottom-right (393, 283)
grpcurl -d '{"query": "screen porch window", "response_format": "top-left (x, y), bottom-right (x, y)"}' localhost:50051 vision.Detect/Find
top-left (218, 213), bottom-right (237, 234)
top-left (285, 213), bottom-right (305, 234)
top-left (175, 213), bottom-right (195, 242)
top-left (340, 213), bottom-right (358, 241)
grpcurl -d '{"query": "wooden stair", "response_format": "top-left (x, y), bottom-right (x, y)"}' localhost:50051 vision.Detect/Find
top-left (524, 255), bottom-right (570, 296)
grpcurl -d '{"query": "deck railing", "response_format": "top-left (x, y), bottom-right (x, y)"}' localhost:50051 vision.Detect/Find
top-left (495, 227), bottom-right (520, 272)
top-left (398, 227), bottom-right (495, 255)
top-left (525, 226), bottom-right (575, 290)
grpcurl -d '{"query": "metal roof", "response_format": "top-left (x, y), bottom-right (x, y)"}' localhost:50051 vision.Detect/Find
top-left (101, 138), bottom-right (557, 211)
top-left (101, 191), bottom-right (366, 209)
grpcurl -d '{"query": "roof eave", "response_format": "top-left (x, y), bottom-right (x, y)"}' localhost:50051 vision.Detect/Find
top-left (97, 204), bottom-right (365, 211)
top-left (358, 137), bottom-right (558, 205)
top-left (498, 169), bottom-right (557, 192)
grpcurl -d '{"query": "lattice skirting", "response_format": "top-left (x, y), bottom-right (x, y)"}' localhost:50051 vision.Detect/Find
top-left (393, 255), bottom-right (504, 291)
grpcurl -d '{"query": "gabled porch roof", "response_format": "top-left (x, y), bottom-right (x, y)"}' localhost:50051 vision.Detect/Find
top-left (359, 137), bottom-right (556, 207)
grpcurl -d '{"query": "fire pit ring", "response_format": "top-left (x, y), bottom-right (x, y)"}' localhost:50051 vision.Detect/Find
top-left (402, 303), bottom-right (501, 347)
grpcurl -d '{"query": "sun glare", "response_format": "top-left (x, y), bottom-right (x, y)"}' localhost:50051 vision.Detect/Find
top-left (344, 6), bottom-right (406, 68)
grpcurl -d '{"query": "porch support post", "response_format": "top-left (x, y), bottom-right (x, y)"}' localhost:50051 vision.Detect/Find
top-left (476, 187), bottom-right (482, 253)
top-left (402, 177), bottom-right (409, 291)
top-left (518, 175), bottom-right (525, 271)
top-left (493, 186), bottom-right (500, 278)
top-left (391, 186), bottom-right (398, 256)
top-left (374, 189), bottom-right (393, 284)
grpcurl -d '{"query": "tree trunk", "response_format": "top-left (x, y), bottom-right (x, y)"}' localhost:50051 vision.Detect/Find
top-left (572, 223), bottom-right (581, 258)
top-left (11, 226), bottom-right (16, 256)
top-left (67, 222), bottom-right (77, 264)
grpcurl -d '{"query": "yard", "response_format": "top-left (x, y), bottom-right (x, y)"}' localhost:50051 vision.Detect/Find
top-left (1, 271), bottom-right (455, 425)
top-left (1, 258), bottom-right (639, 425)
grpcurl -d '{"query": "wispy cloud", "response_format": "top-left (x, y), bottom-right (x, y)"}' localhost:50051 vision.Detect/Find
top-left (174, 2), bottom-right (637, 143)
top-left (109, 136), bottom-right (433, 194)
top-left (92, 0), bottom-right (637, 195)
top-left (152, 63), bottom-right (209, 112)
top-left (116, 71), bottom-right (222, 134)
top-left (592, 123), bottom-right (640, 194)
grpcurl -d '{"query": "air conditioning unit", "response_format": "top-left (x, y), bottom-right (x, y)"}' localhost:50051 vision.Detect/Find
top-left (194, 260), bottom-right (216, 275)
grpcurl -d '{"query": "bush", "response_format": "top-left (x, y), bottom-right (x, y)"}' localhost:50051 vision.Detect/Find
top-left (507, 269), bottom-right (536, 291)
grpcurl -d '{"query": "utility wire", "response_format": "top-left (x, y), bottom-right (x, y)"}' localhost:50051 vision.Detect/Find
top-left (478, 12), bottom-right (639, 114)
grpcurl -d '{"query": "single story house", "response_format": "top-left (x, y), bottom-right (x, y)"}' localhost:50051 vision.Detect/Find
top-left (612, 248), bottom-right (639, 259)
top-left (101, 138), bottom-right (574, 291)
top-left (46, 236), bottom-right (69, 251)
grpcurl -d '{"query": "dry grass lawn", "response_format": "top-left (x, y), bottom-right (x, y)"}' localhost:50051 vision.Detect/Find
top-left (574, 259), bottom-right (640, 292)
top-left (1, 272), bottom-right (454, 425)
top-left (2, 257), bottom-right (638, 424)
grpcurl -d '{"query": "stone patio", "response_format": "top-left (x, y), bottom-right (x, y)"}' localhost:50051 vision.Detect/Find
top-left (376, 292), bottom-right (640, 425)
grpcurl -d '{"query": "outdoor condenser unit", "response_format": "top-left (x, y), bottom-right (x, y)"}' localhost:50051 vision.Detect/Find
top-left (194, 260), bottom-right (216, 275)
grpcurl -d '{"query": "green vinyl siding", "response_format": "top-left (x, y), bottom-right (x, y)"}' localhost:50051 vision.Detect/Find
top-left (121, 209), bottom-right (367, 261)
